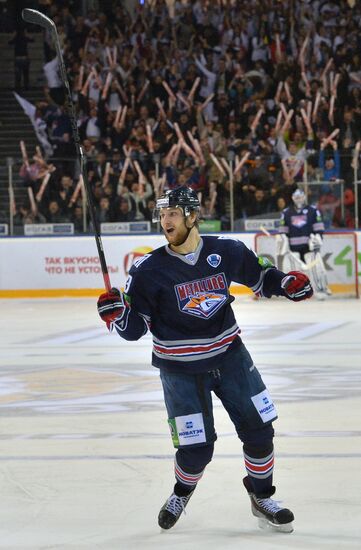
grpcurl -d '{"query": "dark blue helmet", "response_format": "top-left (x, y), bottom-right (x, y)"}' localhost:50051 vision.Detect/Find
top-left (153, 186), bottom-right (200, 222)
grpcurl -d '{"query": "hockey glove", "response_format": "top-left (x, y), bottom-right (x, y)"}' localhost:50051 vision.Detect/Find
top-left (97, 287), bottom-right (128, 329)
top-left (281, 271), bottom-right (313, 302)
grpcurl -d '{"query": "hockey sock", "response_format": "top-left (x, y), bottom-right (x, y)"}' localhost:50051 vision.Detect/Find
top-left (174, 482), bottom-right (195, 497)
top-left (243, 445), bottom-right (274, 496)
top-left (173, 457), bottom-right (205, 496)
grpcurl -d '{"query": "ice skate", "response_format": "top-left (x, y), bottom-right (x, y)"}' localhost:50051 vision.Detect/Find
top-left (158, 489), bottom-right (195, 530)
top-left (243, 477), bottom-right (294, 533)
top-left (315, 291), bottom-right (327, 300)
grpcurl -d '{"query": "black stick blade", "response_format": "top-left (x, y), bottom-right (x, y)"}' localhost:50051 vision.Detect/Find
top-left (22, 8), bottom-right (55, 30)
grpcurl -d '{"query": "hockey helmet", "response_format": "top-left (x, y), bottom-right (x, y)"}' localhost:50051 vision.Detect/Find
top-left (292, 189), bottom-right (306, 209)
top-left (153, 186), bottom-right (200, 222)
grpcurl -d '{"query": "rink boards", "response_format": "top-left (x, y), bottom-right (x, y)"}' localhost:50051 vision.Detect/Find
top-left (0, 231), bottom-right (359, 298)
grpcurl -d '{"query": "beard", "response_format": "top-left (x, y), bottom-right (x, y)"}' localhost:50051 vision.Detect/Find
top-left (163, 222), bottom-right (192, 247)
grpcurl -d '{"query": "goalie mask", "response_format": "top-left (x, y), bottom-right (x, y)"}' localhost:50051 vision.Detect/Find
top-left (153, 186), bottom-right (200, 222)
top-left (292, 189), bottom-right (306, 210)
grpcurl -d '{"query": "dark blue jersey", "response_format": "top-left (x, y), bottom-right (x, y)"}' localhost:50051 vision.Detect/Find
top-left (113, 236), bottom-right (287, 374)
top-left (279, 205), bottom-right (324, 251)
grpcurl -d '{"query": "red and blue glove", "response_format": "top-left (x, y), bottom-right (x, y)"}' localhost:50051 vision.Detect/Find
top-left (97, 287), bottom-right (127, 329)
top-left (281, 271), bottom-right (313, 302)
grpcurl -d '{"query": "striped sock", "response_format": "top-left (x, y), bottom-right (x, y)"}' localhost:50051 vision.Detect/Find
top-left (243, 450), bottom-right (274, 494)
top-left (174, 457), bottom-right (205, 490)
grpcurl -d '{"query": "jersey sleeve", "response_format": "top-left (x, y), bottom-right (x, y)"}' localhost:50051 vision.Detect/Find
top-left (226, 239), bottom-right (286, 298)
top-left (311, 207), bottom-right (325, 234)
top-left (112, 264), bottom-right (152, 341)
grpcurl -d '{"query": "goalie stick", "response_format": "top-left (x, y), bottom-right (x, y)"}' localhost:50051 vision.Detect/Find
top-left (22, 8), bottom-right (111, 291)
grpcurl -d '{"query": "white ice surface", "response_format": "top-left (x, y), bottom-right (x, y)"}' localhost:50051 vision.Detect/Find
top-left (0, 296), bottom-right (360, 549)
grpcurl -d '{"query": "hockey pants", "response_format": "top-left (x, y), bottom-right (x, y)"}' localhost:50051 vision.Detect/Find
top-left (160, 342), bottom-right (277, 496)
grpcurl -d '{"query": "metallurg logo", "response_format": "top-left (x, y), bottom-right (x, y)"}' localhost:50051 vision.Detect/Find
top-left (175, 273), bottom-right (228, 319)
top-left (291, 214), bottom-right (307, 228)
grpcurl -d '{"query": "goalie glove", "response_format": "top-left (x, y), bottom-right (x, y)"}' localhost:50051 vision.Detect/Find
top-left (281, 271), bottom-right (313, 302)
top-left (308, 233), bottom-right (323, 252)
top-left (97, 287), bottom-right (128, 330)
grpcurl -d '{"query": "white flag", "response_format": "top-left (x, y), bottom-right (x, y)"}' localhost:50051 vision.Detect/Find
top-left (13, 92), bottom-right (54, 157)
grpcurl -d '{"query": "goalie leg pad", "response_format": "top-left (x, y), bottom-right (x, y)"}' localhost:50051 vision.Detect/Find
top-left (280, 250), bottom-right (304, 272)
top-left (276, 234), bottom-right (290, 256)
top-left (304, 251), bottom-right (329, 294)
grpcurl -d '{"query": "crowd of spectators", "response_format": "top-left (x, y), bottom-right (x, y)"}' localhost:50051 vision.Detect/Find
top-left (14, 0), bottom-right (361, 231)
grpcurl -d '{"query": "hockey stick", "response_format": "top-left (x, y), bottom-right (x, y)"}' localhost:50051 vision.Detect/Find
top-left (22, 8), bottom-right (111, 291)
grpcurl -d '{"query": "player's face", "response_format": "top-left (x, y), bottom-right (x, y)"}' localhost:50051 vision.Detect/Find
top-left (293, 196), bottom-right (305, 209)
top-left (160, 207), bottom-right (191, 246)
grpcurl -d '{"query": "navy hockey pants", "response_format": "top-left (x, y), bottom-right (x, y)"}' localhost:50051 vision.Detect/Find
top-left (160, 342), bottom-right (277, 446)
top-left (160, 342), bottom-right (277, 495)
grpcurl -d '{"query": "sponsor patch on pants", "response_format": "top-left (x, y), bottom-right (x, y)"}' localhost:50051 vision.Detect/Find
top-left (168, 413), bottom-right (206, 447)
top-left (251, 389), bottom-right (277, 423)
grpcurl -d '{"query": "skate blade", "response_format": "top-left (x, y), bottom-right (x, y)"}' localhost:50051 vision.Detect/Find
top-left (257, 517), bottom-right (294, 533)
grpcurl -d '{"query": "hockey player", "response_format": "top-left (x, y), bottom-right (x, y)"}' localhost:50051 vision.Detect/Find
top-left (279, 189), bottom-right (331, 299)
top-left (97, 186), bottom-right (313, 533)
